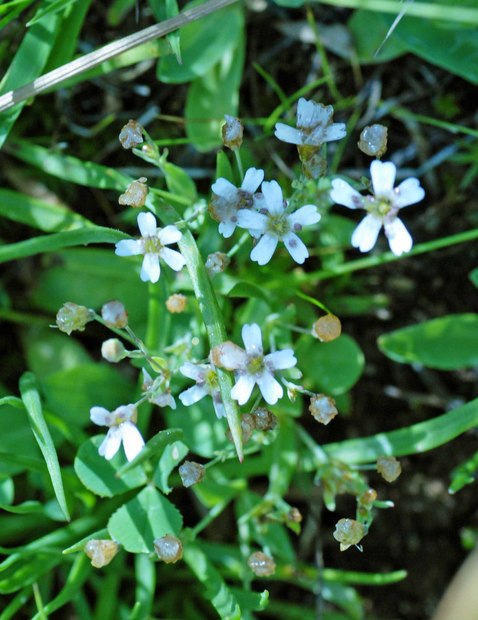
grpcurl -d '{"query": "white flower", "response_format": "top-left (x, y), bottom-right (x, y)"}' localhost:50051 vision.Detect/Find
top-left (210, 168), bottom-right (264, 238)
top-left (115, 212), bottom-right (186, 283)
top-left (90, 404), bottom-right (145, 462)
top-left (178, 361), bottom-right (225, 419)
top-left (275, 98), bottom-right (346, 146)
top-left (210, 323), bottom-right (297, 406)
top-left (330, 160), bottom-right (425, 256)
top-left (142, 368), bottom-right (176, 409)
top-left (236, 180), bottom-right (320, 265)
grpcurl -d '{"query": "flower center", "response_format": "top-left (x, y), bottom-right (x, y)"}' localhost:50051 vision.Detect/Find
top-left (142, 235), bottom-right (162, 254)
top-left (266, 213), bottom-right (290, 237)
top-left (247, 354), bottom-right (265, 376)
top-left (237, 189), bottom-right (253, 209)
top-left (364, 197), bottom-right (392, 218)
top-left (205, 369), bottom-right (219, 391)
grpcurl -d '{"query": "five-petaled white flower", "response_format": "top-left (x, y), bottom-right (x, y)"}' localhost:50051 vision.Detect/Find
top-left (275, 98), bottom-right (346, 146)
top-left (330, 160), bottom-right (425, 256)
top-left (90, 404), bottom-right (145, 462)
top-left (178, 361), bottom-right (225, 419)
top-left (210, 323), bottom-right (297, 405)
top-left (210, 168), bottom-right (264, 238)
top-left (115, 212), bottom-right (186, 283)
top-left (236, 180), bottom-right (320, 265)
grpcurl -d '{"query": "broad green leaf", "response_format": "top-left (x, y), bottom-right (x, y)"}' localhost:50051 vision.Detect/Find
top-left (19, 372), bottom-right (70, 520)
top-left (0, 189), bottom-right (93, 232)
top-left (267, 417), bottom-right (297, 501)
top-left (157, 153), bottom-right (198, 204)
top-left (378, 313), bottom-right (478, 369)
top-left (296, 334), bottom-right (365, 395)
top-left (0, 479), bottom-right (14, 505)
top-left (0, 397), bottom-right (43, 476)
top-left (116, 428), bottom-right (184, 477)
top-left (157, 2), bottom-right (242, 83)
top-left (216, 150), bottom-right (235, 183)
top-left (74, 436), bottom-right (147, 497)
top-left (107, 486), bottom-right (183, 553)
top-left (154, 440), bottom-right (189, 494)
top-left (348, 10), bottom-right (407, 62)
top-left (24, 328), bottom-right (92, 380)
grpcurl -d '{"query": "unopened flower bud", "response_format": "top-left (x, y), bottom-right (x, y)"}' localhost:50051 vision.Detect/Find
top-left (358, 124), bottom-right (388, 158)
top-left (205, 252), bottom-right (230, 276)
top-left (312, 314), bottom-right (342, 342)
top-left (84, 539), bottom-right (120, 568)
top-left (253, 407), bottom-right (278, 431)
top-left (179, 460), bottom-right (205, 488)
top-left (154, 535), bottom-right (183, 563)
top-left (359, 488), bottom-right (377, 506)
top-left (309, 394), bottom-right (338, 425)
top-left (333, 518), bottom-right (366, 551)
top-left (226, 413), bottom-right (255, 445)
top-left (119, 120), bottom-right (144, 149)
top-left (101, 300), bottom-right (128, 328)
top-left (222, 115), bottom-right (243, 150)
top-left (56, 302), bottom-right (93, 335)
top-left (119, 177), bottom-right (148, 208)
top-left (166, 294), bottom-right (187, 314)
top-left (101, 338), bottom-right (128, 363)
top-left (376, 456), bottom-right (402, 482)
top-left (247, 551), bottom-right (276, 577)
top-left (287, 507), bottom-right (303, 523)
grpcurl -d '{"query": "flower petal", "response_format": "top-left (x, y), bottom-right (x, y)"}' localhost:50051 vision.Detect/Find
top-left (242, 323), bottom-right (263, 355)
top-left (385, 217), bottom-right (413, 255)
top-left (210, 342), bottom-right (248, 371)
top-left (241, 168), bottom-right (264, 193)
top-left (99, 427), bottom-right (122, 460)
top-left (90, 406), bottom-right (112, 427)
top-left (158, 225), bottom-right (182, 245)
top-left (211, 178), bottom-right (237, 201)
top-left (218, 219), bottom-right (237, 238)
top-left (115, 239), bottom-right (142, 256)
top-left (212, 398), bottom-right (226, 419)
top-left (262, 180), bottom-right (284, 215)
top-left (297, 98), bottom-right (333, 129)
top-left (394, 178), bottom-right (425, 208)
top-left (370, 161), bottom-right (396, 197)
top-left (265, 349), bottom-right (297, 371)
top-left (274, 123), bottom-right (303, 145)
top-left (160, 247), bottom-right (186, 272)
top-left (250, 233), bottom-right (279, 265)
top-left (323, 123), bottom-right (347, 142)
top-left (120, 421), bottom-right (145, 462)
top-left (137, 211), bottom-right (157, 237)
top-left (179, 384), bottom-right (207, 406)
top-left (288, 205), bottom-right (320, 227)
top-left (330, 179), bottom-right (363, 209)
top-left (351, 214), bottom-right (383, 252)
top-left (141, 253), bottom-right (160, 282)
top-left (180, 362), bottom-right (206, 382)
top-left (282, 232), bottom-right (309, 264)
top-left (231, 373), bottom-right (256, 405)
top-left (236, 209), bottom-right (268, 232)
top-left (256, 371), bottom-right (283, 405)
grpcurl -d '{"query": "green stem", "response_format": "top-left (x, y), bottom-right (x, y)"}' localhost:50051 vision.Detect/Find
top-left (189, 500), bottom-right (230, 539)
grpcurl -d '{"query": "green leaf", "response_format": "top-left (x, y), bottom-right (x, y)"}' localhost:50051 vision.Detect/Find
top-left (107, 486), bottom-right (183, 553)
top-left (19, 372), bottom-right (70, 520)
top-left (0, 399), bottom-right (42, 476)
top-left (296, 334), bottom-right (365, 395)
top-left (0, 552), bottom-right (61, 594)
top-left (449, 449), bottom-right (478, 494)
top-left (74, 436), bottom-right (148, 497)
top-left (348, 10), bottom-right (407, 62)
top-left (0, 479), bottom-right (14, 505)
top-left (116, 428), bottom-right (184, 477)
top-left (378, 313), bottom-right (478, 369)
top-left (157, 152), bottom-right (197, 204)
top-left (154, 440), bottom-right (189, 494)
top-left (469, 266), bottom-right (478, 288)
top-left (24, 328), bottom-right (92, 380)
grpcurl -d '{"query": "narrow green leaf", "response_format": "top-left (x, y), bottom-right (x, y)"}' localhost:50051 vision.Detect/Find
top-left (62, 528), bottom-right (109, 554)
top-left (0, 552), bottom-right (60, 594)
top-left (449, 449), bottom-right (478, 494)
top-left (27, 0), bottom-right (79, 26)
top-left (116, 428), bottom-right (184, 476)
top-left (154, 440), bottom-right (189, 494)
top-left (470, 266), bottom-right (478, 288)
top-left (19, 372), bottom-right (70, 520)
top-left (378, 313), bottom-right (478, 369)
top-left (267, 417), bottom-right (297, 501)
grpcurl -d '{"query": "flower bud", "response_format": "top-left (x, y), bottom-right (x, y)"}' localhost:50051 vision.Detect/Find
top-left (101, 300), bottom-right (128, 328)
top-left (358, 124), bottom-right (388, 158)
top-left (101, 338), bottom-right (128, 363)
top-left (179, 460), bottom-right (205, 488)
top-left (119, 178), bottom-right (148, 208)
top-left (287, 507), bottom-right (303, 524)
top-left (247, 551), bottom-right (276, 577)
top-left (333, 518), bottom-right (366, 551)
top-left (252, 407), bottom-right (278, 431)
top-left (312, 314), bottom-right (342, 342)
top-left (205, 252), bottom-right (230, 276)
top-left (84, 539), bottom-right (120, 568)
top-left (309, 394), bottom-right (338, 425)
top-left (359, 488), bottom-right (377, 506)
top-left (119, 120), bottom-right (144, 149)
top-left (154, 535), bottom-right (183, 563)
top-left (166, 294), bottom-right (187, 314)
top-left (376, 456), bottom-right (402, 482)
top-left (222, 115), bottom-right (243, 150)
top-left (56, 302), bottom-right (93, 335)
top-left (226, 413), bottom-right (255, 445)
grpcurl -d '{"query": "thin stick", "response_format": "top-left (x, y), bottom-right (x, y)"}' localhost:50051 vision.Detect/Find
top-left (0, 0), bottom-right (238, 113)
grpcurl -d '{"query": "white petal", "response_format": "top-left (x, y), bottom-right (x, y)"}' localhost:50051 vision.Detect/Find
top-left (256, 372), bottom-right (283, 405)
top-left (120, 421), bottom-right (145, 462)
top-left (250, 233), bottom-right (279, 265)
top-left (242, 323), bottom-right (263, 355)
top-left (99, 427), bottom-right (122, 460)
top-left (351, 215), bottom-right (383, 252)
top-left (160, 247), bottom-right (186, 272)
top-left (261, 180), bottom-right (284, 215)
top-left (330, 179), bottom-right (363, 209)
top-left (114, 404), bottom-right (136, 422)
top-left (323, 123), bottom-right (347, 142)
top-left (241, 168), bottom-right (264, 193)
top-left (211, 178), bottom-right (237, 201)
top-left (282, 232), bottom-right (309, 264)
top-left (274, 123), bottom-right (303, 145)
top-left (385, 217), bottom-right (413, 256)
top-left (158, 225), bottom-right (182, 245)
top-left (236, 209), bottom-right (268, 232)
top-left (265, 349), bottom-right (297, 371)
top-left (180, 362), bottom-right (206, 382)
top-left (288, 205), bottom-right (321, 227)
top-left (212, 398), bottom-right (226, 419)
top-left (394, 178), bottom-right (425, 208)
top-left (141, 253), bottom-right (160, 282)
top-left (90, 406), bottom-right (112, 427)
top-left (231, 373), bottom-right (256, 405)
top-left (179, 384), bottom-right (207, 406)
top-left (115, 239), bottom-right (142, 257)
top-left (297, 98), bottom-right (333, 129)
top-left (370, 161), bottom-right (396, 196)
top-left (211, 342), bottom-right (248, 371)
top-left (218, 219), bottom-right (237, 238)
top-left (137, 212), bottom-right (157, 237)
